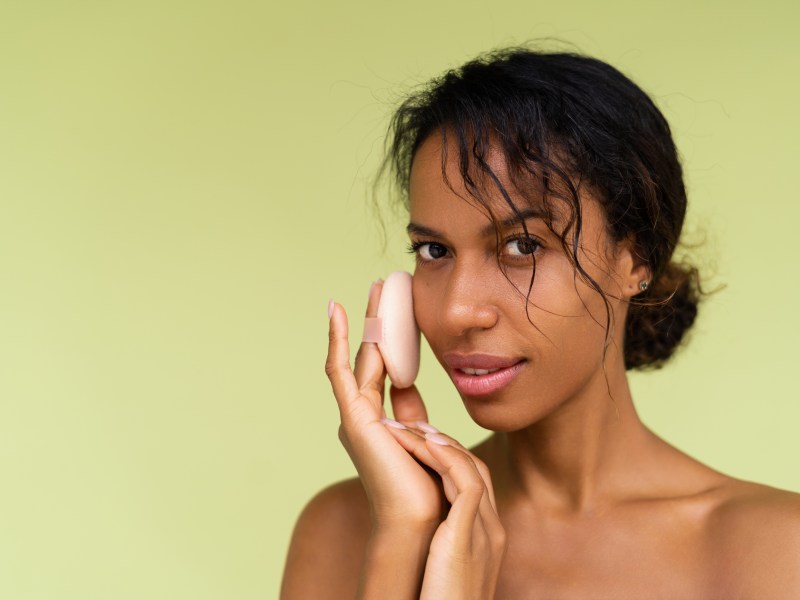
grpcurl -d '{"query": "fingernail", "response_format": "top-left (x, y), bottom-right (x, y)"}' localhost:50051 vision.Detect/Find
top-left (425, 432), bottom-right (450, 446)
top-left (415, 421), bottom-right (439, 434)
top-left (328, 299), bottom-right (334, 319)
top-left (380, 417), bottom-right (406, 430)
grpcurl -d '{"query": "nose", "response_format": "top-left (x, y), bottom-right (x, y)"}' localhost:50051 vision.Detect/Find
top-left (437, 263), bottom-right (499, 337)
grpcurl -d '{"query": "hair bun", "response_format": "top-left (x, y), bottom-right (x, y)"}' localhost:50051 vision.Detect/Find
top-left (624, 261), bottom-right (701, 370)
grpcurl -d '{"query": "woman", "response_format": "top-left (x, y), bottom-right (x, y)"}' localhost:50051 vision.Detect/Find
top-left (281, 48), bottom-right (800, 598)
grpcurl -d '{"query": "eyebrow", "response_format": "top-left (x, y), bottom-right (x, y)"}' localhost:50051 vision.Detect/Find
top-left (406, 207), bottom-right (548, 238)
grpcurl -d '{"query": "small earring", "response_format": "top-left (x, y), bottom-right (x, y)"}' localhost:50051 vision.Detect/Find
top-left (639, 280), bottom-right (649, 292)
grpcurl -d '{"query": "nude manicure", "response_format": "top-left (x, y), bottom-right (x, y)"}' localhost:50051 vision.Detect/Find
top-left (415, 421), bottom-right (439, 434)
top-left (425, 432), bottom-right (450, 446)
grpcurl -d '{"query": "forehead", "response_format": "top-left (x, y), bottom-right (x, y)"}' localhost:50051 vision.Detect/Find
top-left (408, 133), bottom-right (558, 229)
top-left (407, 133), bottom-right (614, 254)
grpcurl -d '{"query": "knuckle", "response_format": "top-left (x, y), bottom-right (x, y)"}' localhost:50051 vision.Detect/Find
top-left (456, 455), bottom-right (482, 478)
top-left (463, 481), bottom-right (485, 498)
top-left (492, 529), bottom-right (508, 552)
top-left (324, 359), bottom-right (337, 379)
top-left (492, 524), bottom-right (507, 543)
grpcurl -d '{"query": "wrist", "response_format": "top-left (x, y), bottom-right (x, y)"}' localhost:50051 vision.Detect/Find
top-left (370, 515), bottom-right (442, 541)
top-left (370, 522), bottom-right (437, 558)
top-left (356, 526), bottom-right (436, 600)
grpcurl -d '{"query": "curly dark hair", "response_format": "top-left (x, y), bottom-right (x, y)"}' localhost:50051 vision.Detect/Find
top-left (379, 47), bottom-right (706, 370)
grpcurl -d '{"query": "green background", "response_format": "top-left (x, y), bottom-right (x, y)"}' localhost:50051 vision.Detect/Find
top-left (1, 1), bottom-right (797, 597)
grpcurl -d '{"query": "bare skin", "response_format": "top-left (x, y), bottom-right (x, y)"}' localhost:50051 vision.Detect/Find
top-left (281, 135), bottom-right (800, 599)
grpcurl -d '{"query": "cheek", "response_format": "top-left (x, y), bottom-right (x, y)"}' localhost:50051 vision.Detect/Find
top-left (411, 274), bottom-right (437, 336)
top-left (519, 263), bottom-right (610, 353)
top-left (552, 283), bottom-right (613, 367)
top-left (509, 258), bottom-right (585, 318)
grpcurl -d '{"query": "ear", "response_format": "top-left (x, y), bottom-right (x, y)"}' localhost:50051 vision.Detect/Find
top-left (614, 234), bottom-right (650, 299)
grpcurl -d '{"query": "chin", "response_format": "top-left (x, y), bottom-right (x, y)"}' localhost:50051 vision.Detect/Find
top-left (460, 396), bottom-right (531, 433)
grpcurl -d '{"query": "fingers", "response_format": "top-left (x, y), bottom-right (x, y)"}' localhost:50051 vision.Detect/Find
top-left (427, 440), bottom-right (505, 560)
top-left (325, 281), bottom-right (388, 424)
top-left (353, 280), bottom-right (387, 401)
top-left (389, 384), bottom-right (429, 424)
top-left (424, 438), bottom-right (489, 514)
top-left (324, 302), bottom-right (361, 415)
top-left (383, 424), bottom-right (498, 511)
top-left (381, 419), bottom-right (442, 472)
top-left (382, 422), bottom-right (503, 552)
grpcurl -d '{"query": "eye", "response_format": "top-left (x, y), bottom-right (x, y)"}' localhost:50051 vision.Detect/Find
top-left (417, 242), bottom-right (448, 260)
top-left (504, 236), bottom-right (541, 257)
top-left (407, 241), bottom-right (448, 262)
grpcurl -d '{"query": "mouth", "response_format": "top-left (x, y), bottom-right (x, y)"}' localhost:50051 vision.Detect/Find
top-left (443, 353), bottom-right (527, 397)
top-left (459, 367), bottom-right (504, 376)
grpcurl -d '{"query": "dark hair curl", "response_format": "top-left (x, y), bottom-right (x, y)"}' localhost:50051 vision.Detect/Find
top-left (379, 47), bottom-right (709, 370)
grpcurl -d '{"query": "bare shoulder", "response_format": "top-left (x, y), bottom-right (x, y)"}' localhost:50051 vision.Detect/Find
top-left (280, 477), bottom-right (371, 600)
top-left (709, 478), bottom-right (800, 539)
top-left (706, 477), bottom-right (800, 597)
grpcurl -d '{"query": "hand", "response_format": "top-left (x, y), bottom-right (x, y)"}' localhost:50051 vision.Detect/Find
top-left (385, 425), bottom-right (508, 600)
top-left (325, 281), bottom-right (445, 531)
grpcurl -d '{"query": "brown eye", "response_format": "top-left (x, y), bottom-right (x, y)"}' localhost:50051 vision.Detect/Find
top-left (418, 242), bottom-right (448, 260)
top-left (504, 236), bottom-right (540, 257)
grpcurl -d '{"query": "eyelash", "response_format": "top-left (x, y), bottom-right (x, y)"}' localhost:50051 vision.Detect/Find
top-left (406, 235), bottom-right (544, 265)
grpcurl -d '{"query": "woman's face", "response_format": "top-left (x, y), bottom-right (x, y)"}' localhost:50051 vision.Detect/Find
top-left (408, 135), bottom-right (640, 431)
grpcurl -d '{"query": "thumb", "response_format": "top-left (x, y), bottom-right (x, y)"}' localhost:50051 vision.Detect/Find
top-left (390, 383), bottom-right (429, 424)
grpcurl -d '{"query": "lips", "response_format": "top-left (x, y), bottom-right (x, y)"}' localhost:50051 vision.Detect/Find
top-left (443, 353), bottom-right (526, 397)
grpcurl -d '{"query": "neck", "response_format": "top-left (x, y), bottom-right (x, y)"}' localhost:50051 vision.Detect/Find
top-left (485, 361), bottom-right (656, 515)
